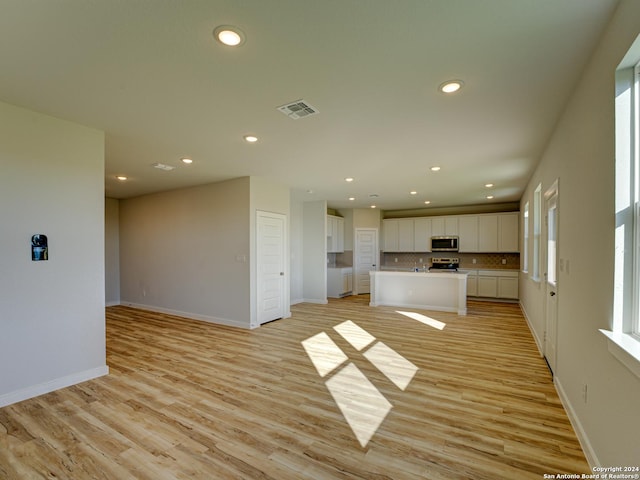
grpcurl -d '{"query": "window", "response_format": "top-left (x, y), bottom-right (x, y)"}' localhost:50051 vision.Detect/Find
top-left (522, 202), bottom-right (529, 273)
top-left (613, 59), bottom-right (639, 338)
top-left (607, 42), bottom-right (640, 378)
top-left (532, 184), bottom-right (542, 281)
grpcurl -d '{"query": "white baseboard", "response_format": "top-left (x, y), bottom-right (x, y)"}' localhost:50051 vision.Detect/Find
top-left (105, 300), bottom-right (121, 307)
top-left (554, 376), bottom-right (600, 468)
top-left (0, 365), bottom-right (109, 408)
top-left (290, 298), bottom-right (305, 305)
top-left (302, 298), bottom-right (329, 305)
top-left (520, 301), bottom-right (544, 355)
top-left (122, 302), bottom-right (250, 329)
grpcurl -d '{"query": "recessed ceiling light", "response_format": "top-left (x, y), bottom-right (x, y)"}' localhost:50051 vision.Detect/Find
top-left (345, 177), bottom-right (354, 182)
top-left (487, 195), bottom-right (494, 200)
top-left (424, 200), bottom-right (431, 205)
top-left (243, 135), bottom-right (258, 143)
top-left (439, 80), bottom-right (464, 94)
top-left (430, 166), bottom-right (441, 172)
top-left (181, 157), bottom-right (193, 164)
top-left (213, 26), bottom-right (245, 47)
top-left (348, 197), bottom-right (355, 201)
top-left (485, 183), bottom-right (494, 188)
top-left (116, 175), bottom-right (128, 181)
top-left (410, 191), bottom-right (417, 195)
top-left (371, 205), bottom-right (377, 209)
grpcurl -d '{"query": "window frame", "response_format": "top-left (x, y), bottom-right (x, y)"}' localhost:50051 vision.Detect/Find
top-left (522, 202), bottom-right (529, 273)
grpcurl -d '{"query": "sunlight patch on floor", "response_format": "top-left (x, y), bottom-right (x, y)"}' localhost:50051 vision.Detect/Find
top-left (396, 310), bottom-right (446, 330)
top-left (325, 362), bottom-right (393, 448)
top-left (301, 332), bottom-right (348, 377)
top-left (363, 341), bottom-right (418, 391)
top-left (333, 320), bottom-right (376, 351)
top-left (302, 321), bottom-right (419, 446)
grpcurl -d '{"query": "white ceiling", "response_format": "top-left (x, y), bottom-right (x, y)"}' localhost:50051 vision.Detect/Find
top-left (0, 0), bottom-right (619, 211)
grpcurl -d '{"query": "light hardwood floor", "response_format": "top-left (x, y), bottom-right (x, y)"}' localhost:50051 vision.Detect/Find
top-left (0, 296), bottom-right (589, 479)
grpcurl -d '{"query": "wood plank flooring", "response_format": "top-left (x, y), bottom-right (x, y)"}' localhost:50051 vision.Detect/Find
top-left (0, 296), bottom-right (589, 479)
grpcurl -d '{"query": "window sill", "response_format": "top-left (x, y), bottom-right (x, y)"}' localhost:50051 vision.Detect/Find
top-left (599, 329), bottom-right (640, 379)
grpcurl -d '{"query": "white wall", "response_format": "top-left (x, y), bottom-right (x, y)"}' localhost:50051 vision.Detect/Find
top-left (0, 101), bottom-right (108, 407)
top-left (119, 177), bottom-right (252, 327)
top-left (290, 195), bottom-right (304, 304)
top-left (519, 0), bottom-right (640, 465)
top-left (302, 200), bottom-right (328, 303)
top-left (105, 197), bottom-right (120, 306)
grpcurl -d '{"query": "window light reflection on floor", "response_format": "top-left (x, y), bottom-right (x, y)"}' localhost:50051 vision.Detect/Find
top-left (301, 320), bottom-right (419, 447)
top-left (325, 363), bottom-right (393, 448)
top-left (301, 332), bottom-right (348, 377)
top-left (363, 341), bottom-right (418, 391)
top-left (333, 320), bottom-right (376, 351)
top-left (396, 310), bottom-right (446, 330)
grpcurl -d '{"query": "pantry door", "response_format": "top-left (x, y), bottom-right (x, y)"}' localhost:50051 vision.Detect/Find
top-left (354, 228), bottom-right (379, 294)
top-left (257, 211), bottom-right (286, 324)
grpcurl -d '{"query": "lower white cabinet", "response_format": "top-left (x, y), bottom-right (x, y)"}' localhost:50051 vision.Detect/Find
top-left (465, 269), bottom-right (519, 300)
top-left (328, 267), bottom-right (353, 298)
top-left (477, 275), bottom-right (498, 297)
top-left (497, 276), bottom-right (519, 299)
top-left (465, 271), bottom-right (478, 296)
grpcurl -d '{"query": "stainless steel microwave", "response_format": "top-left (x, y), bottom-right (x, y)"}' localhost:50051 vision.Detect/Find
top-left (431, 236), bottom-right (459, 252)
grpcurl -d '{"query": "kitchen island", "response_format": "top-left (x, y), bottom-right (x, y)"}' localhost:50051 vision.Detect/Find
top-left (369, 270), bottom-right (468, 315)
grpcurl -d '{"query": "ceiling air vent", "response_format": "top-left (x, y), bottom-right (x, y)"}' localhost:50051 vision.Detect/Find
top-left (151, 162), bottom-right (175, 171)
top-left (277, 99), bottom-right (319, 120)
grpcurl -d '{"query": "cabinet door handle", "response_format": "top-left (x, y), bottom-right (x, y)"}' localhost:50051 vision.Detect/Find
top-left (550, 291), bottom-right (556, 296)
top-left (280, 272), bottom-right (284, 276)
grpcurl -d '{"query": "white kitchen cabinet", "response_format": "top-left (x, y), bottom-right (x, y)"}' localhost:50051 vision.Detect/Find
top-left (445, 216), bottom-right (459, 235)
top-left (327, 215), bottom-right (344, 253)
top-left (497, 276), bottom-right (519, 299)
top-left (458, 215), bottom-right (479, 252)
top-left (477, 275), bottom-right (498, 297)
top-left (413, 217), bottom-right (432, 252)
top-left (430, 216), bottom-right (458, 236)
top-left (398, 218), bottom-right (414, 251)
top-left (460, 269), bottom-right (478, 296)
top-left (478, 215), bottom-right (499, 251)
top-left (498, 213), bottom-right (519, 252)
top-left (477, 213), bottom-right (519, 252)
top-left (327, 267), bottom-right (353, 298)
top-left (382, 219), bottom-right (399, 251)
top-left (476, 270), bottom-right (519, 299)
top-left (383, 218), bottom-right (422, 252)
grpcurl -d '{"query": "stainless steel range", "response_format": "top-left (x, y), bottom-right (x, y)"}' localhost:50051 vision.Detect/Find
top-left (429, 257), bottom-right (460, 271)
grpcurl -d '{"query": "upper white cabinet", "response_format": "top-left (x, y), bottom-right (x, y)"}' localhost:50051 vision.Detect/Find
top-left (458, 215), bottom-right (479, 252)
top-left (397, 218), bottom-right (414, 251)
top-left (382, 219), bottom-right (400, 252)
top-left (413, 217), bottom-right (432, 252)
top-left (477, 213), bottom-right (519, 252)
top-left (431, 216), bottom-right (459, 236)
top-left (383, 212), bottom-right (519, 253)
top-left (327, 215), bottom-right (344, 253)
top-left (498, 213), bottom-right (519, 252)
top-left (478, 215), bottom-right (499, 252)
top-left (383, 218), bottom-right (417, 252)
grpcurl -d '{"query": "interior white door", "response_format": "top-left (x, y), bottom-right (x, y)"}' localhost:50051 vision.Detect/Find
top-left (544, 183), bottom-right (559, 374)
top-left (257, 211), bottom-right (286, 324)
top-left (354, 228), bottom-right (378, 294)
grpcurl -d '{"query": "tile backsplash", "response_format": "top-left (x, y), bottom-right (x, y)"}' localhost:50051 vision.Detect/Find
top-left (381, 252), bottom-right (520, 270)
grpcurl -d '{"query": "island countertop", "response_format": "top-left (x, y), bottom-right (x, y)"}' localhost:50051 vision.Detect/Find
top-left (369, 270), bottom-right (468, 315)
